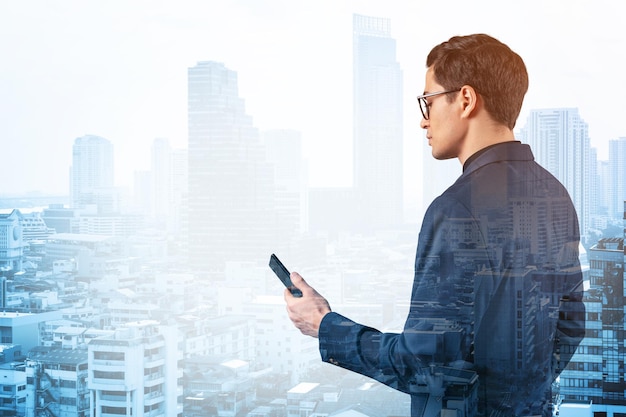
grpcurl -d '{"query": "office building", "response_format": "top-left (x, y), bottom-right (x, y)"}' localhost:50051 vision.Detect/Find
top-left (262, 129), bottom-right (306, 237)
top-left (0, 311), bottom-right (63, 353)
top-left (608, 137), bottom-right (626, 220)
top-left (41, 204), bottom-right (79, 234)
top-left (70, 135), bottom-right (114, 211)
top-left (353, 14), bottom-right (404, 229)
top-left (519, 108), bottom-right (591, 237)
top-left (187, 61), bottom-right (275, 273)
top-left (558, 212), bottom-right (626, 411)
top-left (151, 138), bottom-right (171, 222)
top-left (169, 147), bottom-right (188, 240)
top-left (588, 147), bottom-right (600, 221)
top-left (596, 160), bottom-right (610, 224)
top-left (149, 139), bottom-right (188, 236)
top-left (75, 212), bottom-right (142, 237)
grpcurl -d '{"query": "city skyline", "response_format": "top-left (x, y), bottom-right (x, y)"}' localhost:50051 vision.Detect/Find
top-left (1, 0), bottom-right (625, 198)
top-left (0, 6), bottom-right (625, 415)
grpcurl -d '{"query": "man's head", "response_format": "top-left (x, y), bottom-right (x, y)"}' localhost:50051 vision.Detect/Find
top-left (426, 34), bottom-right (528, 130)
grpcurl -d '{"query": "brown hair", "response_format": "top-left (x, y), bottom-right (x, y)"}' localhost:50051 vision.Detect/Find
top-left (426, 34), bottom-right (528, 129)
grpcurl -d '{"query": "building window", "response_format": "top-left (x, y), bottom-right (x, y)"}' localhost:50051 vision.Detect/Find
top-left (61, 397), bottom-right (77, 406)
top-left (94, 371), bottom-right (124, 380)
top-left (60, 379), bottom-right (77, 388)
top-left (101, 406), bottom-right (126, 415)
top-left (94, 351), bottom-right (125, 361)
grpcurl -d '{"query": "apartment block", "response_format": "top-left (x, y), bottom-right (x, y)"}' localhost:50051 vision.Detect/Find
top-left (87, 320), bottom-right (183, 417)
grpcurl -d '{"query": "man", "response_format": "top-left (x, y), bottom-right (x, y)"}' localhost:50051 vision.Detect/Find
top-left (285, 34), bottom-right (584, 417)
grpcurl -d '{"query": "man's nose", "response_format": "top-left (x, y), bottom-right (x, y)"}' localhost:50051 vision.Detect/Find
top-left (420, 117), bottom-right (428, 129)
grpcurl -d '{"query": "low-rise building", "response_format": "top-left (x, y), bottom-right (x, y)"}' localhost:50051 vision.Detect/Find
top-left (25, 346), bottom-right (89, 417)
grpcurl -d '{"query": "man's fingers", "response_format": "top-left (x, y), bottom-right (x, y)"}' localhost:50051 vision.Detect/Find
top-left (283, 271), bottom-right (330, 339)
top-left (281, 272), bottom-right (305, 299)
top-left (290, 271), bottom-right (308, 290)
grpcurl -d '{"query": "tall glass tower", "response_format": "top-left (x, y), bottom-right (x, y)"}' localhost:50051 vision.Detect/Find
top-left (187, 61), bottom-right (275, 274)
top-left (352, 14), bottom-right (404, 230)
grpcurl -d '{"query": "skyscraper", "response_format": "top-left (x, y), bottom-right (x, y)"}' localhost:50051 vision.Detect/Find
top-left (597, 160), bottom-right (610, 220)
top-left (187, 61), bottom-right (275, 273)
top-left (352, 14), bottom-right (404, 229)
top-left (151, 138), bottom-right (172, 221)
top-left (519, 108), bottom-right (591, 238)
top-left (558, 202), bottom-right (626, 410)
top-left (262, 129), bottom-right (306, 236)
top-left (150, 138), bottom-right (188, 236)
top-left (608, 137), bottom-right (626, 220)
top-left (70, 134), bottom-right (114, 210)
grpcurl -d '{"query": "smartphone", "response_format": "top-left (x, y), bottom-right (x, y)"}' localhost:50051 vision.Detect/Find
top-left (269, 254), bottom-right (302, 297)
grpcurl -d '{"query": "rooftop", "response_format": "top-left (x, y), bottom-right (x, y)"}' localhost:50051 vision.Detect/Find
top-left (28, 346), bottom-right (87, 365)
top-left (288, 382), bottom-right (320, 394)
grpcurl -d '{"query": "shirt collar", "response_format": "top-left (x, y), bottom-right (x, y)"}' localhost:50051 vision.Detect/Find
top-left (462, 141), bottom-right (526, 174)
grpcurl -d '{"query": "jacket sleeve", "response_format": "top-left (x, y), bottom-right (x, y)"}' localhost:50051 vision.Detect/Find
top-left (317, 196), bottom-right (478, 394)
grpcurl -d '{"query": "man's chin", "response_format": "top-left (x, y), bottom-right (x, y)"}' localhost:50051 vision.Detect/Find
top-left (431, 151), bottom-right (456, 161)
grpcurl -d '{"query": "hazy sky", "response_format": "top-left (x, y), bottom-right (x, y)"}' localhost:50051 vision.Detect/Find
top-left (1, 0), bottom-right (624, 197)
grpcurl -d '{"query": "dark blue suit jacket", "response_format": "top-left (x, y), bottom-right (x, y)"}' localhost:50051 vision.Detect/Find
top-left (318, 142), bottom-right (584, 416)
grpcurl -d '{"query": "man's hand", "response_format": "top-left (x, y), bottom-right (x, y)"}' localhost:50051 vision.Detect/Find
top-left (284, 272), bottom-right (331, 338)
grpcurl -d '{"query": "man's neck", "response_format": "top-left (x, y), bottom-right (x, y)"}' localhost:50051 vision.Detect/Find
top-left (462, 140), bottom-right (520, 172)
top-left (457, 124), bottom-right (516, 165)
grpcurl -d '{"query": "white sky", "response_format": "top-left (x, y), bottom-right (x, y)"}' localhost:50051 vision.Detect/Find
top-left (0, 0), bottom-right (624, 197)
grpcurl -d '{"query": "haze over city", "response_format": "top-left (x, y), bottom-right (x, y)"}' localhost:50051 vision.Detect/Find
top-left (0, 2), bottom-right (625, 416)
top-left (1, 0), bottom-right (624, 200)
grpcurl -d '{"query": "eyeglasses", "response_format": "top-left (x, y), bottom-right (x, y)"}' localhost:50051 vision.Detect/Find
top-left (416, 89), bottom-right (461, 120)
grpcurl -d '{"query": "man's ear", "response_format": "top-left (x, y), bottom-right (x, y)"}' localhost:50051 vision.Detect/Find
top-left (459, 85), bottom-right (478, 119)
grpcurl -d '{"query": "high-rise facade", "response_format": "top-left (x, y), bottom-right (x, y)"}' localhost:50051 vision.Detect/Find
top-left (597, 160), bottom-right (610, 220)
top-left (262, 129), bottom-right (306, 236)
top-left (588, 147), bottom-right (600, 222)
top-left (187, 61), bottom-right (275, 273)
top-left (559, 204), bottom-right (626, 412)
top-left (608, 137), bottom-right (626, 220)
top-left (352, 14), bottom-right (404, 229)
top-left (151, 138), bottom-right (172, 222)
top-left (70, 135), bottom-right (114, 211)
top-left (150, 138), bottom-right (187, 236)
top-left (519, 108), bottom-right (591, 238)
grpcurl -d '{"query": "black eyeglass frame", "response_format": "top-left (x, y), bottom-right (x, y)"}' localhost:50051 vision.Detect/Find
top-left (416, 89), bottom-right (461, 120)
